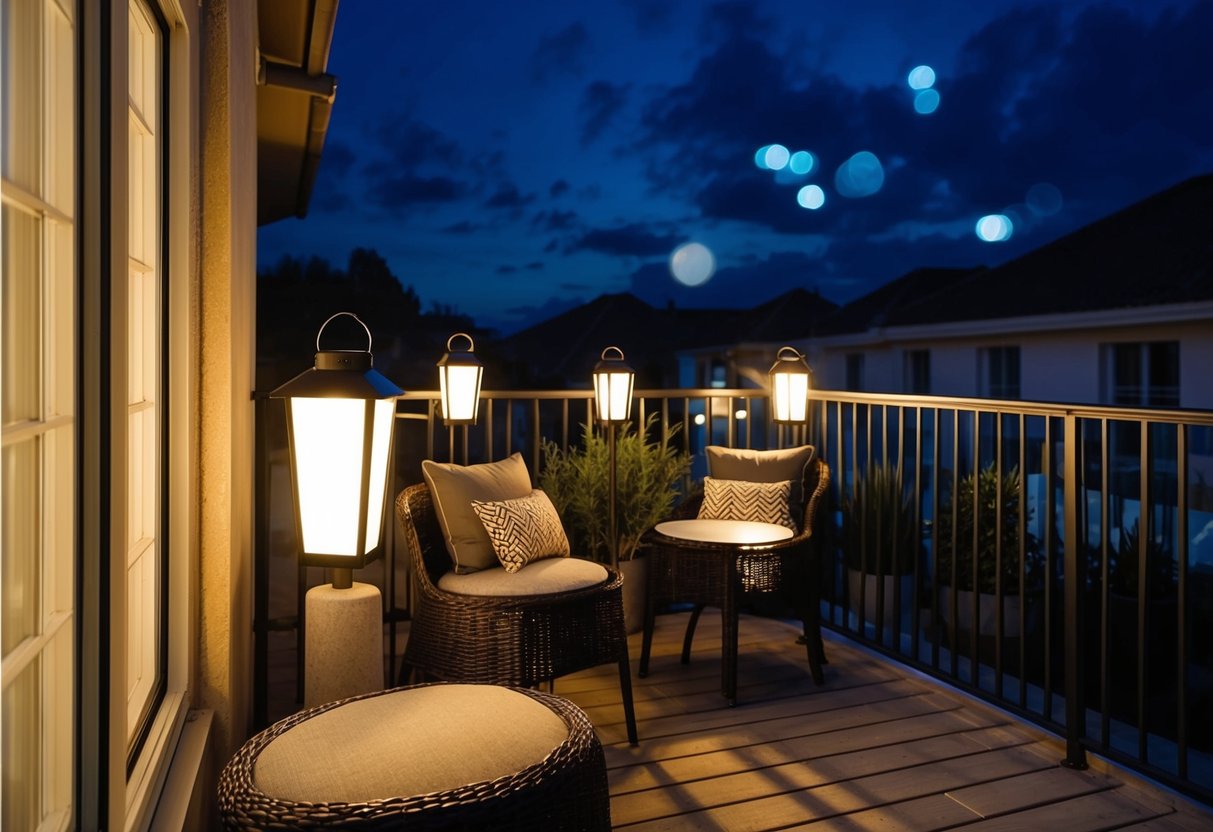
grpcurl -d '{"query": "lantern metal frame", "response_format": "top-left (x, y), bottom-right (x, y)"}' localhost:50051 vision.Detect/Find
top-left (437, 332), bottom-right (484, 427)
top-left (270, 312), bottom-right (403, 577)
top-left (768, 345), bottom-right (813, 425)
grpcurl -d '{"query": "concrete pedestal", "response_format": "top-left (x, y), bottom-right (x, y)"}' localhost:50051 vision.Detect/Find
top-left (304, 581), bottom-right (383, 708)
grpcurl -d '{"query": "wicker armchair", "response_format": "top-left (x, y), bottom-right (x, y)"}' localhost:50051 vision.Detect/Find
top-left (638, 456), bottom-right (831, 703)
top-left (396, 483), bottom-right (638, 745)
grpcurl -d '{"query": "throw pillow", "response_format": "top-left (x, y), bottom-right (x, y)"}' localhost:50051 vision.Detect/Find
top-left (706, 444), bottom-right (815, 517)
top-left (697, 476), bottom-right (797, 532)
top-left (422, 452), bottom-right (533, 573)
top-left (472, 489), bottom-right (571, 573)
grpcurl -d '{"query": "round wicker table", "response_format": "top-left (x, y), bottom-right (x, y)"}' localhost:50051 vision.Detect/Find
top-left (218, 682), bottom-right (610, 830)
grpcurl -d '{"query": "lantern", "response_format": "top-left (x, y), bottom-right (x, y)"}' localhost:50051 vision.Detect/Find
top-left (592, 346), bottom-right (635, 424)
top-left (437, 332), bottom-right (483, 425)
top-left (769, 346), bottom-right (812, 424)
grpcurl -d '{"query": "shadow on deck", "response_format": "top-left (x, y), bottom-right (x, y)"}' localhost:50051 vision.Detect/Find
top-left (557, 610), bottom-right (1213, 831)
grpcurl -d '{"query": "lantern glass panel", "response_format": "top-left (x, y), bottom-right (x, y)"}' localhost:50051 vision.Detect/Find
top-left (291, 397), bottom-right (366, 557)
top-left (595, 370), bottom-right (632, 422)
top-left (440, 364), bottom-right (481, 422)
top-left (773, 371), bottom-right (809, 422)
top-left (365, 397), bottom-right (396, 553)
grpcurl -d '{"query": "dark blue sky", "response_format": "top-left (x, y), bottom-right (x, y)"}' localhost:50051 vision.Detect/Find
top-left (257, 0), bottom-right (1212, 334)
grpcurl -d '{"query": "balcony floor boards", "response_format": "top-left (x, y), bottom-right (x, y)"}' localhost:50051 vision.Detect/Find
top-left (558, 610), bottom-right (1212, 831)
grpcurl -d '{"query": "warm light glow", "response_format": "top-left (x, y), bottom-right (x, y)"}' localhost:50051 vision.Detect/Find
top-left (914, 88), bottom-right (940, 114)
top-left (440, 364), bottom-right (482, 421)
top-left (735, 409), bottom-right (748, 420)
top-left (670, 241), bottom-right (716, 286)
top-left (797, 184), bottom-right (825, 209)
top-left (291, 398), bottom-right (370, 557)
top-left (595, 371), bottom-right (633, 422)
top-left (772, 372), bottom-right (810, 422)
top-left (365, 398), bottom-right (395, 552)
top-left (694, 413), bottom-right (706, 425)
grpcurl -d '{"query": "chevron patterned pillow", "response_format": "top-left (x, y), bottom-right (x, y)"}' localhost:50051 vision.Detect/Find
top-left (697, 476), bottom-right (798, 532)
top-left (471, 489), bottom-right (571, 573)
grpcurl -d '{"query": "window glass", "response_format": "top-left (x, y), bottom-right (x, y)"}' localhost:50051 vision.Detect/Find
top-left (2, 206), bottom-right (41, 425)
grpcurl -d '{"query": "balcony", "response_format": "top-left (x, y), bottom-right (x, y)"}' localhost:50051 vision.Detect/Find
top-left (254, 387), bottom-right (1213, 825)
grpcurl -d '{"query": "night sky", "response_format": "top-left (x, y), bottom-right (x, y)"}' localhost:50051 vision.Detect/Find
top-left (256, 0), bottom-right (1213, 334)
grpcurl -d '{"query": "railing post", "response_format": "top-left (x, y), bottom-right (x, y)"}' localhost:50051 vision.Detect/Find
top-left (1062, 412), bottom-right (1089, 769)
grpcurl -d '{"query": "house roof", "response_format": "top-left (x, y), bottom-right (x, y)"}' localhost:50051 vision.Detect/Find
top-left (257, 0), bottom-right (339, 225)
top-left (880, 173), bottom-right (1213, 329)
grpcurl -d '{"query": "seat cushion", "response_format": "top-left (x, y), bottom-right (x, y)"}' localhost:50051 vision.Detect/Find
top-left (253, 684), bottom-right (569, 804)
top-left (698, 476), bottom-right (797, 531)
top-left (472, 488), bottom-right (570, 573)
top-left (423, 452), bottom-right (533, 573)
top-left (438, 557), bottom-right (609, 597)
top-left (706, 444), bottom-right (815, 514)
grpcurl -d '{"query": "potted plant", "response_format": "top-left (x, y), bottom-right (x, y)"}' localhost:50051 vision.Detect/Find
top-left (842, 462), bottom-right (918, 628)
top-left (540, 414), bottom-right (691, 632)
top-left (934, 464), bottom-right (1041, 637)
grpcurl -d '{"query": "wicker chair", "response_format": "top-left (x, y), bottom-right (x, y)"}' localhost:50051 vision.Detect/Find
top-left (218, 683), bottom-right (611, 831)
top-left (396, 483), bottom-right (639, 745)
top-left (638, 456), bottom-right (831, 703)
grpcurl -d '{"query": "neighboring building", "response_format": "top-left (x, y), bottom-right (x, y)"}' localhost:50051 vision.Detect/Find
top-left (1, 2), bottom-right (337, 828)
top-left (690, 174), bottom-right (1213, 411)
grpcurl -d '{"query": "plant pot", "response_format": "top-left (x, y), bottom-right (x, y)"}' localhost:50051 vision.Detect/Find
top-left (847, 568), bottom-right (913, 629)
top-left (619, 556), bottom-right (648, 635)
top-left (936, 587), bottom-right (1022, 638)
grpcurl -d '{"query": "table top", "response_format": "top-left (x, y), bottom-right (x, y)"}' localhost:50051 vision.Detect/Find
top-left (653, 519), bottom-right (794, 545)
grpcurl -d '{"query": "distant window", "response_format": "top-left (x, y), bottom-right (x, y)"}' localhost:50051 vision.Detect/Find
top-left (845, 354), bottom-right (865, 391)
top-left (980, 346), bottom-right (1020, 399)
top-left (904, 350), bottom-right (930, 395)
top-left (709, 359), bottom-right (726, 389)
top-left (1101, 342), bottom-right (1179, 407)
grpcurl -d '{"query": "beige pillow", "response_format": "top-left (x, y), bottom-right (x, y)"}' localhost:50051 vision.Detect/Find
top-left (706, 445), bottom-right (815, 514)
top-left (472, 489), bottom-right (571, 573)
top-left (697, 476), bottom-right (797, 532)
top-left (422, 452), bottom-right (533, 573)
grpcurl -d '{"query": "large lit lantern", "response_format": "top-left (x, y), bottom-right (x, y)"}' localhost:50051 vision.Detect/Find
top-left (437, 332), bottom-right (483, 425)
top-left (271, 312), bottom-right (403, 577)
top-left (769, 345), bottom-right (812, 424)
top-left (592, 346), bottom-right (635, 424)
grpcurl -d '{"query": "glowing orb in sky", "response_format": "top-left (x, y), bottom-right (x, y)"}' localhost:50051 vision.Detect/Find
top-left (669, 242), bottom-right (717, 286)
top-left (788, 150), bottom-right (815, 175)
top-left (797, 184), bottom-right (825, 209)
top-left (914, 89), bottom-right (940, 114)
top-left (976, 214), bottom-right (1014, 242)
top-left (1026, 182), bottom-right (1063, 216)
top-left (908, 65), bottom-right (936, 90)
top-left (834, 151), bottom-right (885, 198)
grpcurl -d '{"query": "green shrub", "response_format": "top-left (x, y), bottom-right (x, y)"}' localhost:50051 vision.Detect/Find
top-left (843, 463), bottom-right (918, 576)
top-left (540, 415), bottom-right (690, 562)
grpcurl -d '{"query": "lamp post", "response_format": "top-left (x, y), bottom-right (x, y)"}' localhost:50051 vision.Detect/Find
top-left (437, 332), bottom-right (483, 462)
top-left (271, 311), bottom-right (403, 706)
top-left (592, 346), bottom-right (634, 569)
top-left (769, 345), bottom-right (812, 445)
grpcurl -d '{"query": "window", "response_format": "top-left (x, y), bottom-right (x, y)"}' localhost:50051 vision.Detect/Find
top-left (709, 359), bottom-right (726, 388)
top-left (2, 0), bottom-right (78, 828)
top-left (980, 346), bottom-right (1020, 399)
top-left (1102, 342), bottom-right (1179, 407)
top-left (904, 349), bottom-right (930, 395)
top-left (845, 353), bottom-right (865, 391)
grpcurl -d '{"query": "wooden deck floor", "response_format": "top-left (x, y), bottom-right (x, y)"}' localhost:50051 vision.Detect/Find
top-left (556, 610), bottom-right (1213, 831)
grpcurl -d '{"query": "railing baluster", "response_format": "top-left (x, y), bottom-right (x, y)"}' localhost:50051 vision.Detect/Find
top-left (1100, 418), bottom-right (1110, 747)
top-left (1062, 412), bottom-right (1088, 769)
top-left (1043, 415), bottom-right (1053, 722)
top-left (1177, 423), bottom-right (1189, 780)
top-left (1137, 419), bottom-right (1151, 762)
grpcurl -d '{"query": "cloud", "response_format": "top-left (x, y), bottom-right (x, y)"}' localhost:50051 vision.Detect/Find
top-left (531, 22), bottom-right (590, 83)
top-left (526, 261), bottom-right (546, 270)
top-left (532, 209), bottom-right (580, 231)
top-left (580, 81), bottom-right (630, 145)
top-left (570, 222), bottom-right (680, 257)
top-left (366, 174), bottom-right (463, 208)
top-left (497, 265), bottom-right (518, 274)
top-left (442, 220), bottom-right (480, 234)
top-left (485, 184), bottom-right (536, 209)
top-left (549, 179), bottom-right (571, 198)
top-left (372, 117), bottom-right (462, 170)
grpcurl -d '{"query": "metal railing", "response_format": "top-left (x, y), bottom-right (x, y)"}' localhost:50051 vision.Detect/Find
top-left (252, 387), bottom-right (1213, 803)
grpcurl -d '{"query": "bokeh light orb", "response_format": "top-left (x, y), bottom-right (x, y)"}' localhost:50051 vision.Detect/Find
top-left (735, 409), bottom-right (748, 420)
top-left (914, 89), bottom-right (940, 114)
top-left (669, 241), bottom-right (717, 286)
top-left (834, 151), bottom-right (885, 198)
top-left (976, 214), bottom-right (1013, 242)
top-left (797, 184), bottom-right (825, 209)
top-left (754, 145), bottom-right (773, 170)
top-left (908, 65), bottom-right (936, 90)
top-left (694, 413), bottom-right (706, 426)
top-left (788, 150), bottom-right (815, 175)
top-left (1026, 182), bottom-right (1063, 216)
top-left (763, 144), bottom-right (790, 171)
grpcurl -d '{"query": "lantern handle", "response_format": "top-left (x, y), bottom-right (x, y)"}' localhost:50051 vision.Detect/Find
top-left (601, 345), bottom-right (626, 361)
top-left (776, 345), bottom-right (802, 361)
top-left (446, 332), bottom-right (475, 352)
top-left (315, 311), bottom-right (373, 354)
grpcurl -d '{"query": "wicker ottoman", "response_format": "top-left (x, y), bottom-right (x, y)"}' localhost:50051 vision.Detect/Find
top-left (218, 683), bottom-right (610, 830)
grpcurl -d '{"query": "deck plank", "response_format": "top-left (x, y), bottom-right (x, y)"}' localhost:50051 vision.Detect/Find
top-left (554, 610), bottom-right (1212, 831)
